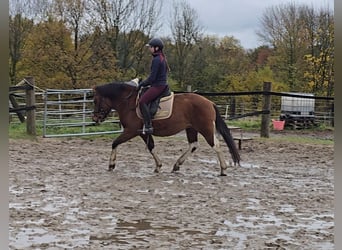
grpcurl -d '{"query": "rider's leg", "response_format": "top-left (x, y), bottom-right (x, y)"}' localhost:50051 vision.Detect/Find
top-left (140, 103), bottom-right (153, 135)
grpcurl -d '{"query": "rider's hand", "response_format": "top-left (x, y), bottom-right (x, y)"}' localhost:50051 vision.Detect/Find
top-left (138, 80), bottom-right (146, 90)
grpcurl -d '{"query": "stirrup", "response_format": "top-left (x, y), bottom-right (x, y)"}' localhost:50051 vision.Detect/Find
top-left (140, 125), bottom-right (153, 135)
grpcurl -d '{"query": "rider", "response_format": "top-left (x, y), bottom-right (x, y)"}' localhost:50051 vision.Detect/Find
top-left (138, 37), bottom-right (170, 135)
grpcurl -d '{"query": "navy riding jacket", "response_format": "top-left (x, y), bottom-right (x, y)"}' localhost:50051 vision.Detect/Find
top-left (141, 52), bottom-right (168, 87)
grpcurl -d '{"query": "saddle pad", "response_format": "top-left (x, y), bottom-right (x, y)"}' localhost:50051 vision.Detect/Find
top-left (137, 92), bottom-right (174, 120)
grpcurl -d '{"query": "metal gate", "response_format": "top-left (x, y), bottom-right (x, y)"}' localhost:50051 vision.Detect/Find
top-left (43, 89), bottom-right (122, 137)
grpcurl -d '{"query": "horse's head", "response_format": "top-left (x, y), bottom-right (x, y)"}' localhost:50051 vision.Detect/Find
top-left (92, 86), bottom-right (112, 124)
top-left (92, 82), bottom-right (138, 124)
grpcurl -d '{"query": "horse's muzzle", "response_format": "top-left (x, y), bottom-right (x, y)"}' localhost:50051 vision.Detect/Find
top-left (92, 115), bottom-right (101, 125)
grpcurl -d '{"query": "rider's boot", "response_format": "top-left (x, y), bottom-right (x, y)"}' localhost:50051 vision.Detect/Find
top-left (140, 103), bottom-right (154, 135)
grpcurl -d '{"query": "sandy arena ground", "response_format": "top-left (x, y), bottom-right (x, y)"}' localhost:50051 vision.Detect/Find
top-left (9, 130), bottom-right (334, 249)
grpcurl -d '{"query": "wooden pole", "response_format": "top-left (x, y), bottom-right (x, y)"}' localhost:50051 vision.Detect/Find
top-left (9, 94), bottom-right (26, 123)
top-left (260, 82), bottom-right (271, 138)
top-left (25, 76), bottom-right (36, 136)
top-left (230, 97), bottom-right (236, 118)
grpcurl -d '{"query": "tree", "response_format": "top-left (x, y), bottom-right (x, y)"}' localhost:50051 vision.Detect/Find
top-left (248, 45), bottom-right (273, 71)
top-left (169, 0), bottom-right (203, 89)
top-left (19, 18), bottom-right (118, 89)
top-left (302, 6), bottom-right (334, 96)
top-left (9, 14), bottom-right (34, 85)
top-left (54, 0), bottom-right (89, 52)
top-left (9, 0), bottom-right (47, 85)
top-left (257, 3), bottom-right (311, 90)
top-left (257, 2), bottom-right (334, 96)
top-left (89, 0), bottom-right (163, 76)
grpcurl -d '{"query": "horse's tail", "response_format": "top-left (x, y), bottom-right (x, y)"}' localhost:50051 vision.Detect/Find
top-left (214, 104), bottom-right (241, 165)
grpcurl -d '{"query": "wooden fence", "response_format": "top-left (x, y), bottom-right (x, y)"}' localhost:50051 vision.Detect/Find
top-left (9, 77), bottom-right (36, 135)
top-left (9, 79), bottom-right (334, 138)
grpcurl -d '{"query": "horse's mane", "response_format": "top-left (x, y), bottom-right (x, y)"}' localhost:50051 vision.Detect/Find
top-left (96, 82), bottom-right (136, 98)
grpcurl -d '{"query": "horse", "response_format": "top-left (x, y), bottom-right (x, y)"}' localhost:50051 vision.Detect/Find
top-left (92, 81), bottom-right (241, 176)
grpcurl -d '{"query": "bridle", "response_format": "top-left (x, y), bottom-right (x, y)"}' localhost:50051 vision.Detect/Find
top-left (93, 96), bottom-right (112, 121)
top-left (93, 87), bottom-right (137, 121)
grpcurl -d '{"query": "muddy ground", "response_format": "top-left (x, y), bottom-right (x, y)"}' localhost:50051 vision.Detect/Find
top-left (9, 130), bottom-right (334, 249)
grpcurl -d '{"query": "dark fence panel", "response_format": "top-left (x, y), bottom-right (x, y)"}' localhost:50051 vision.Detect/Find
top-left (176, 89), bottom-right (334, 128)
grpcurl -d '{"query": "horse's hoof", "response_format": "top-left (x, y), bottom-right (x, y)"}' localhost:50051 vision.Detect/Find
top-left (220, 171), bottom-right (227, 176)
top-left (154, 168), bottom-right (160, 173)
top-left (172, 166), bottom-right (180, 172)
top-left (108, 165), bottom-right (115, 171)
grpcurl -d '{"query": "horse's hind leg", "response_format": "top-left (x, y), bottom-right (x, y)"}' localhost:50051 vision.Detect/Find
top-left (172, 128), bottom-right (198, 172)
top-left (212, 133), bottom-right (228, 176)
top-left (141, 135), bottom-right (162, 173)
top-left (201, 126), bottom-right (228, 176)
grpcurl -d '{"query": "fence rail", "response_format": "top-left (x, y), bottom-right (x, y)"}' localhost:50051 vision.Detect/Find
top-left (42, 89), bottom-right (122, 137)
top-left (9, 77), bottom-right (36, 134)
top-left (9, 79), bottom-right (334, 137)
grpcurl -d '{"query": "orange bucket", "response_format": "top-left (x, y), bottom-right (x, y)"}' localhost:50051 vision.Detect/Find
top-left (272, 120), bottom-right (285, 130)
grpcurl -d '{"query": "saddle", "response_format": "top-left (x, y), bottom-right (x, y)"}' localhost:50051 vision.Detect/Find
top-left (136, 86), bottom-right (174, 120)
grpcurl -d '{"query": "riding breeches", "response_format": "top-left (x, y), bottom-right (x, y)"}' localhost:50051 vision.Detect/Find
top-left (139, 85), bottom-right (168, 105)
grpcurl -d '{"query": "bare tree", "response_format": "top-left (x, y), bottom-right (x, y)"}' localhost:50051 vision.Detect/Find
top-left (88, 0), bottom-right (163, 75)
top-left (10, 0), bottom-right (54, 21)
top-left (53, 0), bottom-right (89, 51)
top-left (257, 3), bottom-right (309, 90)
top-left (257, 2), bottom-right (334, 95)
top-left (169, 0), bottom-right (203, 88)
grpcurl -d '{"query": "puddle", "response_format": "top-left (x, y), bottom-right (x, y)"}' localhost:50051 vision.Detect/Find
top-left (199, 159), bottom-right (217, 164)
top-left (9, 228), bottom-right (58, 249)
top-left (88, 219), bottom-right (180, 246)
top-left (216, 212), bottom-right (334, 249)
top-left (279, 204), bottom-right (296, 213)
top-left (239, 162), bottom-right (260, 168)
top-left (246, 198), bottom-right (261, 210)
top-left (88, 219), bottom-right (213, 246)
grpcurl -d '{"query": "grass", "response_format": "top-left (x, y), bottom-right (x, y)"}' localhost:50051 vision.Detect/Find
top-left (9, 121), bottom-right (121, 140)
top-left (9, 118), bottom-right (333, 145)
top-left (259, 134), bottom-right (334, 145)
top-left (226, 118), bottom-right (334, 145)
top-left (227, 118), bottom-right (334, 132)
top-left (8, 123), bottom-right (38, 140)
top-left (226, 119), bottom-right (261, 131)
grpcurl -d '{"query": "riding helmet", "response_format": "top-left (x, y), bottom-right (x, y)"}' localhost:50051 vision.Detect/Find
top-left (146, 37), bottom-right (164, 50)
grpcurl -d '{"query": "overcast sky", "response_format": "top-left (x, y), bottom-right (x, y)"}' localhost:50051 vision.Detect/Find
top-left (161, 0), bottom-right (334, 49)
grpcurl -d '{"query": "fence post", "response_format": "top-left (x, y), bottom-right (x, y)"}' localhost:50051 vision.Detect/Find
top-left (229, 97), bottom-right (236, 118)
top-left (260, 82), bottom-right (271, 138)
top-left (25, 76), bottom-right (36, 136)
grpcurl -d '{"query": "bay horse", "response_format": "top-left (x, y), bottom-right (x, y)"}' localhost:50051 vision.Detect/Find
top-left (92, 81), bottom-right (240, 176)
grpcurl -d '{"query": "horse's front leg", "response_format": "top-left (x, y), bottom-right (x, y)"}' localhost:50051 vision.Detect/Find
top-left (108, 131), bottom-right (136, 171)
top-left (108, 147), bottom-right (116, 171)
top-left (141, 135), bottom-right (162, 173)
